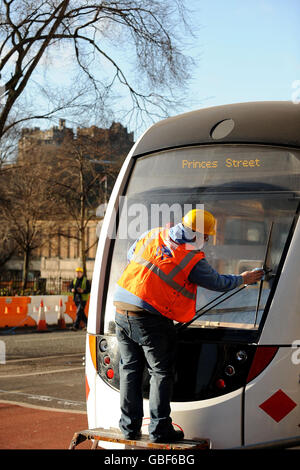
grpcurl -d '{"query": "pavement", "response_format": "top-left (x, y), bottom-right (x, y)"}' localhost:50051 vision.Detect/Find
top-left (0, 402), bottom-right (90, 449)
top-left (0, 327), bottom-right (92, 449)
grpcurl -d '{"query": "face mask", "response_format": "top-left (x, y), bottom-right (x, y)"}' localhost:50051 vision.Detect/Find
top-left (181, 224), bottom-right (205, 250)
top-left (181, 224), bottom-right (196, 242)
top-left (184, 227), bottom-right (204, 249)
top-left (194, 232), bottom-right (205, 249)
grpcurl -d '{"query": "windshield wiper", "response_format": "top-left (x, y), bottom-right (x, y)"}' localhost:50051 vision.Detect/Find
top-left (253, 221), bottom-right (274, 327)
top-left (178, 222), bottom-right (275, 331)
top-left (177, 284), bottom-right (248, 331)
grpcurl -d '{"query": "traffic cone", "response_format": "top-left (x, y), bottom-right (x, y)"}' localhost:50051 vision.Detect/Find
top-left (37, 299), bottom-right (47, 331)
top-left (57, 298), bottom-right (66, 329)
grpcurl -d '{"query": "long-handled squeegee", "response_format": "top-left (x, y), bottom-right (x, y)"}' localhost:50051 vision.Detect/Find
top-left (177, 284), bottom-right (248, 331)
top-left (177, 221), bottom-right (274, 332)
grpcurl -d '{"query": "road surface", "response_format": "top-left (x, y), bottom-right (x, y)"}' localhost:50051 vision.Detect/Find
top-left (0, 327), bottom-right (91, 449)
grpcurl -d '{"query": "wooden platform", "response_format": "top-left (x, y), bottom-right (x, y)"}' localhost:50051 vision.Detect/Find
top-left (69, 427), bottom-right (211, 450)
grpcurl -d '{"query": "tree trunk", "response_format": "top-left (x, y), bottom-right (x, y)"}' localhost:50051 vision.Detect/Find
top-left (22, 248), bottom-right (30, 290)
top-left (79, 165), bottom-right (87, 276)
top-left (81, 229), bottom-right (87, 277)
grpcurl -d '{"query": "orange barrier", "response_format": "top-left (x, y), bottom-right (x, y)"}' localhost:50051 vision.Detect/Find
top-left (0, 297), bottom-right (34, 328)
top-left (65, 296), bottom-right (89, 323)
top-left (0, 296), bottom-right (90, 328)
top-left (65, 296), bottom-right (76, 322)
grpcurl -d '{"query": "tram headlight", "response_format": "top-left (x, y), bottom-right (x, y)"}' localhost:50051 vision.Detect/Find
top-left (99, 339), bottom-right (108, 352)
top-left (236, 350), bottom-right (247, 362)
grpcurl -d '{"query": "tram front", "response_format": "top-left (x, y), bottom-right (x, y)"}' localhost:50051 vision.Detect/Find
top-left (86, 102), bottom-right (300, 448)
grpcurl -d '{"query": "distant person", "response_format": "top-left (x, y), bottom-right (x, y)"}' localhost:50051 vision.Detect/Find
top-left (69, 267), bottom-right (90, 330)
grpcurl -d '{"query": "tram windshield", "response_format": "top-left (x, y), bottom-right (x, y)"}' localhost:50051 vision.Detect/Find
top-left (103, 145), bottom-right (299, 333)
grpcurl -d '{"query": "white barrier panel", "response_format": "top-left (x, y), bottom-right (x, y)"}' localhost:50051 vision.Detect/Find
top-left (28, 295), bottom-right (74, 325)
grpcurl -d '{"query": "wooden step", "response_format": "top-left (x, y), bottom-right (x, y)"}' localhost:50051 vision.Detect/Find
top-left (69, 427), bottom-right (211, 450)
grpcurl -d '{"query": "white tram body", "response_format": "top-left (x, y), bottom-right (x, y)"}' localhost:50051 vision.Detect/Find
top-left (85, 101), bottom-right (300, 449)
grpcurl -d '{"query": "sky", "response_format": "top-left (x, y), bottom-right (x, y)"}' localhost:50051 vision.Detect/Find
top-left (183, 0), bottom-right (300, 112)
top-left (25, 0), bottom-right (300, 137)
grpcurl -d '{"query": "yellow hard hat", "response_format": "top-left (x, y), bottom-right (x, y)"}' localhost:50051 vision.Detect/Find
top-left (75, 267), bottom-right (84, 272)
top-left (182, 209), bottom-right (216, 235)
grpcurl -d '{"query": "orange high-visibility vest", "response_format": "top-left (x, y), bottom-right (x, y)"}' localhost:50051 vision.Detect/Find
top-left (117, 227), bottom-right (205, 322)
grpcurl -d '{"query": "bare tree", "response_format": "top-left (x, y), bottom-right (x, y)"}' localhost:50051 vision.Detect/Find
top-left (0, 0), bottom-right (194, 139)
top-left (0, 125), bottom-right (20, 167)
top-left (47, 133), bottom-right (118, 274)
top-left (0, 162), bottom-right (57, 288)
top-left (0, 128), bottom-right (21, 268)
top-left (0, 224), bottom-right (16, 268)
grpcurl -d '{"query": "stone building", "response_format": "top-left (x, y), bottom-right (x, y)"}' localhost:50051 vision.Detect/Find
top-left (18, 119), bottom-right (133, 167)
top-left (3, 120), bottom-right (134, 287)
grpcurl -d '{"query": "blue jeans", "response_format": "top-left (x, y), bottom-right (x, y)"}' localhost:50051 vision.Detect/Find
top-left (115, 312), bottom-right (177, 440)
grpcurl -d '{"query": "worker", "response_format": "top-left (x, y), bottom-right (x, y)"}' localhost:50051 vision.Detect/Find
top-left (113, 209), bottom-right (264, 443)
top-left (69, 267), bottom-right (90, 330)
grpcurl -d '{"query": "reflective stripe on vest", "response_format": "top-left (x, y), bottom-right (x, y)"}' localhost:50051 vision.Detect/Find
top-left (133, 252), bottom-right (197, 300)
top-left (117, 227), bottom-right (205, 322)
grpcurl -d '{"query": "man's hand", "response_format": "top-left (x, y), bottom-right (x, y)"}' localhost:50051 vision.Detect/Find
top-left (241, 269), bottom-right (264, 285)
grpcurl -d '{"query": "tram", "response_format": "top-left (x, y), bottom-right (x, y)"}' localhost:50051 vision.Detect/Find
top-left (85, 101), bottom-right (300, 449)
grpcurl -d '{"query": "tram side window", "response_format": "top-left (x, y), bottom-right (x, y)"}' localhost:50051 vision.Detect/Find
top-left (224, 219), bottom-right (267, 245)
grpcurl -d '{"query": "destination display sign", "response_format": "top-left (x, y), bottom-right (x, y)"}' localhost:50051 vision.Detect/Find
top-left (182, 158), bottom-right (261, 169)
top-left (128, 145), bottom-right (300, 195)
